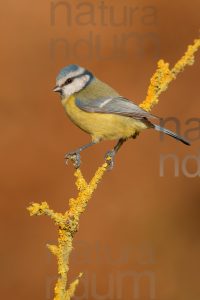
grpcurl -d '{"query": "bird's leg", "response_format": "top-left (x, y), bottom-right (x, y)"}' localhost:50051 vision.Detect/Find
top-left (105, 138), bottom-right (126, 170)
top-left (65, 141), bottom-right (97, 168)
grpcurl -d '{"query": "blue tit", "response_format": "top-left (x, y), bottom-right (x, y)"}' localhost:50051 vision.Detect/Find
top-left (53, 64), bottom-right (190, 168)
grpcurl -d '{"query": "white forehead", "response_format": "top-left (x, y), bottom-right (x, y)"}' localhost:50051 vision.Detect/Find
top-left (57, 67), bottom-right (85, 86)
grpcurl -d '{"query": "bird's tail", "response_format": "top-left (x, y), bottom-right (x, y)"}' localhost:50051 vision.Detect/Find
top-left (154, 124), bottom-right (191, 146)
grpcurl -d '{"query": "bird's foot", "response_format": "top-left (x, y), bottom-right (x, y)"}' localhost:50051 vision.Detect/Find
top-left (105, 150), bottom-right (116, 170)
top-left (132, 131), bottom-right (139, 139)
top-left (65, 151), bottom-right (81, 169)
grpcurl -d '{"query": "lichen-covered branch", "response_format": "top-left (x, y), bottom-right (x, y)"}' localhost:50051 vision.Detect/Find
top-left (27, 38), bottom-right (200, 300)
top-left (140, 39), bottom-right (200, 112)
top-left (27, 163), bottom-right (108, 300)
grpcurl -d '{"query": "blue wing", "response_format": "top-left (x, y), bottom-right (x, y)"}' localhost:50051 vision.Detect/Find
top-left (76, 96), bottom-right (159, 120)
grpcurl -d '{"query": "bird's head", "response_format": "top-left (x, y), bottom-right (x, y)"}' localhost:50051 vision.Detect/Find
top-left (53, 64), bottom-right (94, 99)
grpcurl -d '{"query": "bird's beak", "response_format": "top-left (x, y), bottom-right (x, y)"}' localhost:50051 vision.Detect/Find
top-left (53, 86), bottom-right (62, 93)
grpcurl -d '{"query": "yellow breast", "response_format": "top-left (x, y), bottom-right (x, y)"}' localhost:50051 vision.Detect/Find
top-left (62, 95), bottom-right (148, 142)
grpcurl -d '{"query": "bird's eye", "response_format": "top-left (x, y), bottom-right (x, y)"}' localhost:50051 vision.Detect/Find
top-left (65, 78), bottom-right (73, 85)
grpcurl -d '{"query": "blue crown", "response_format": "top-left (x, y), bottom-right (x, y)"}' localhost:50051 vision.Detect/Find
top-left (56, 64), bottom-right (81, 81)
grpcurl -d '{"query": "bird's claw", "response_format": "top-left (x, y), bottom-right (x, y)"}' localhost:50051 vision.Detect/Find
top-left (65, 152), bottom-right (81, 169)
top-left (105, 150), bottom-right (116, 170)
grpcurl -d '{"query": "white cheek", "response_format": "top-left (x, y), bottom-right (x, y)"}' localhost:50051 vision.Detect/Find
top-left (63, 75), bottom-right (90, 98)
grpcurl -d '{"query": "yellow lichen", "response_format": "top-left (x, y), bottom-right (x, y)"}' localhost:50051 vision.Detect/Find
top-left (66, 273), bottom-right (83, 300)
top-left (27, 38), bottom-right (200, 300)
top-left (140, 39), bottom-right (200, 112)
top-left (27, 161), bottom-right (109, 300)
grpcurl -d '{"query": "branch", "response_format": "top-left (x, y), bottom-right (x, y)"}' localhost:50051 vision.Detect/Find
top-left (27, 162), bottom-right (108, 300)
top-left (140, 39), bottom-right (200, 111)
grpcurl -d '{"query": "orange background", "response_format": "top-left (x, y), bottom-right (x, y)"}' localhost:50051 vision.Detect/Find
top-left (1, 1), bottom-right (200, 299)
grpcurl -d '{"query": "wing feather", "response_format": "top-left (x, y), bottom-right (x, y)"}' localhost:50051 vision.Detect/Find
top-left (76, 96), bottom-right (159, 120)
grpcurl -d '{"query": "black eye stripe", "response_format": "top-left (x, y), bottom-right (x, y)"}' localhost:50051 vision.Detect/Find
top-left (61, 71), bottom-right (92, 87)
top-left (61, 76), bottom-right (76, 87)
top-left (65, 78), bottom-right (73, 85)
